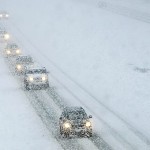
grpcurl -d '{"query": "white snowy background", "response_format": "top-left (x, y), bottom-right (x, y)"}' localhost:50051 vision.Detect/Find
top-left (0, 0), bottom-right (150, 150)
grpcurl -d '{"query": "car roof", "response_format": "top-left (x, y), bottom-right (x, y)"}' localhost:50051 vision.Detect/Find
top-left (63, 107), bottom-right (85, 113)
top-left (16, 55), bottom-right (33, 62)
top-left (7, 42), bottom-right (18, 45)
top-left (16, 55), bottom-right (32, 59)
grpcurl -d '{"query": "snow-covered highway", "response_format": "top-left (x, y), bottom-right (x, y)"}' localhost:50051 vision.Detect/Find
top-left (1, 0), bottom-right (150, 149)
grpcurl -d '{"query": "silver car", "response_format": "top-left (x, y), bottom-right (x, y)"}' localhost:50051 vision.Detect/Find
top-left (24, 67), bottom-right (49, 90)
top-left (0, 11), bottom-right (9, 19)
top-left (4, 43), bottom-right (21, 57)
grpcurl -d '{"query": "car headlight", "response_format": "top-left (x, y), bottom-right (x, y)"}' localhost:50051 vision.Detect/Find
top-left (0, 14), bottom-right (2, 18)
top-left (29, 77), bottom-right (34, 82)
top-left (42, 76), bottom-right (47, 81)
top-left (5, 14), bottom-right (9, 18)
top-left (63, 122), bottom-right (71, 129)
top-left (85, 121), bottom-right (91, 127)
top-left (16, 49), bottom-right (20, 54)
top-left (17, 64), bottom-right (22, 70)
top-left (4, 34), bottom-right (10, 40)
top-left (6, 50), bottom-right (11, 54)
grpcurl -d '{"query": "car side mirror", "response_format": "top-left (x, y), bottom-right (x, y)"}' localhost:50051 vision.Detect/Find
top-left (89, 115), bottom-right (92, 118)
top-left (59, 117), bottom-right (62, 120)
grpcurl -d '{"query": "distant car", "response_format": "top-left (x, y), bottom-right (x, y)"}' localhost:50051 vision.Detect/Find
top-left (0, 11), bottom-right (9, 19)
top-left (14, 55), bottom-right (34, 74)
top-left (0, 28), bottom-right (10, 42)
top-left (59, 107), bottom-right (92, 138)
top-left (4, 43), bottom-right (21, 57)
top-left (24, 66), bottom-right (49, 90)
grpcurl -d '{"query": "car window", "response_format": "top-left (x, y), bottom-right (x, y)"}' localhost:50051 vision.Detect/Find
top-left (26, 69), bottom-right (47, 74)
top-left (68, 111), bottom-right (87, 120)
top-left (17, 57), bottom-right (33, 63)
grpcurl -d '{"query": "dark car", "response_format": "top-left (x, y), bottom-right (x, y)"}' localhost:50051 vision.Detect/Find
top-left (59, 107), bottom-right (92, 138)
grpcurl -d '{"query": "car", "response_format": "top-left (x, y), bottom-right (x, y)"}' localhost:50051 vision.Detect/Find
top-left (0, 28), bottom-right (10, 42)
top-left (24, 66), bottom-right (49, 90)
top-left (4, 43), bottom-right (21, 57)
top-left (14, 55), bottom-right (34, 75)
top-left (0, 11), bottom-right (9, 19)
top-left (59, 107), bottom-right (92, 138)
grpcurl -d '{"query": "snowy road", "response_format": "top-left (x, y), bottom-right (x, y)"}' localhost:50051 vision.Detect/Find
top-left (3, 55), bottom-right (112, 150)
top-left (0, 50), bottom-right (63, 150)
top-left (1, 0), bottom-right (150, 149)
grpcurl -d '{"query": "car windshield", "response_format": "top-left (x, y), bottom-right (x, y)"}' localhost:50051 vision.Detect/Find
top-left (0, 31), bottom-right (6, 34)
top-left (67, 111), bottom-right (87, 120)
top-left (16, 57), bottom-right (33, 63)
top-left (26, 69), bottom-right (47, 74)
top-left (7, 44), bottom-right (18, 49)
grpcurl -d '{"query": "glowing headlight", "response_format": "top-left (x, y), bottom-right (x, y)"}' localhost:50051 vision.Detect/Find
top-left (42, 76), bottom-right (47, 81)
top-left (5, 14), bottom-right (9, 18)
top-left (0, 14), bottom-right (2, 18)
top-left (17, 64), bottom-right (22, 70)
top-left (16, 49), bottom-right (20, 54)
top-left (64, 122), bottom-right (71, 128)
top-left (6, 50), bottom-right (11, 54)
top-left (85, 121), bottom-right (91, 127)
top-left (29, 77), bottom-right (34, 82)
top-left (4, 34), bottom-right (10, 40)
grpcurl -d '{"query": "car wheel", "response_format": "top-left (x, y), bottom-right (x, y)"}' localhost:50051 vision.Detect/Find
top-left (87, 132), bottom-right (92, 137)
top-left (45, 83), bottom-right (49, 89)
top-left (25, 83), bottom-right (30, 90)
top-left (64, 132), bottom-right (70, 138)
top-left (60, 127), bottom-right (63, 135)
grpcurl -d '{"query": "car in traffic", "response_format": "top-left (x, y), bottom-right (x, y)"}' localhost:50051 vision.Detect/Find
top-left (24, 66), bottom-right (49, 90)
top-left (0, 28), bottom-right (10, 42)
top-left (14, 55), bottom-right (34, 75)
top-left (4, 42), bottom-right (21, 57)
top-left (0, 11), bottom-right (9, 19)
top-left (59, 107), bottom-right (92, 138)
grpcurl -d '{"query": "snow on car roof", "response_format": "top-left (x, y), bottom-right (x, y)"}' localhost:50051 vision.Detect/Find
top-left (63, 107), bottom-right (85, 113)
top-left (16, 55), bottom-right (33, 63)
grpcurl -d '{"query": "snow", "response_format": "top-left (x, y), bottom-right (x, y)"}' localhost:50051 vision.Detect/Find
top-left (0, 49), bottom-right (63, 150)
top-left (0, 0), bottom-right (150, 149)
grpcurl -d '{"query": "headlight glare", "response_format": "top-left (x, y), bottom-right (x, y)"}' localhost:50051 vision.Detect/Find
top-left (16, 49), bottom-right (20, 54)
top-left (64, 122), bottom-right (71, 128)
top-left (6, 50), bottom-right (11, 54)
top-left (4, 34), bottom-right (10, 40)
top-left (17, 65), bottom-right (22, 70)
top-left (29, 77), bottom-right (34, 82)
top-left (86, 121), bottom-right (91, 127)
top-left (42, 76), bottom-right (46, 81)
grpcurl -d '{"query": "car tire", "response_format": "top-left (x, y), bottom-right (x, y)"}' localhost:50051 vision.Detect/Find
top-left (60, 127), bottom-right (63, 135)
top-left (87, 132), bottom-right (92, 137)
top-left (45, 83), bottom-right (49, 89)
top-left (64, 132), bottom-right (70, 138)
top-left (25, 83), bottom-right (30, 90)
